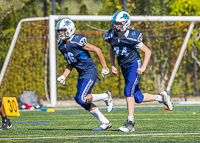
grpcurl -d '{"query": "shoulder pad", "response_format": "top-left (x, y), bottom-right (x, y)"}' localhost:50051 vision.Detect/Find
top-left (70, 34), bottom-right (87, 46)
top-left (103, 29), bottom-right (114, 42)
top-left (125, 29), bottom-right (143, 43)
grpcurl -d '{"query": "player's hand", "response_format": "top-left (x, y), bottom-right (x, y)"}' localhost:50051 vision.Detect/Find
top-left (111, 66), bottom-right (117, 75)
top-left (137, 67), bottom-right (146, 75)
top-left (101, 68), bottom-right (110, 77)
top-left (57, 75), bottom-right (66, 85)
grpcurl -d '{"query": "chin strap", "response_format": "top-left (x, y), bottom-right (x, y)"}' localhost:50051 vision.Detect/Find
top-left (113, 27), bottom-right (121, 34)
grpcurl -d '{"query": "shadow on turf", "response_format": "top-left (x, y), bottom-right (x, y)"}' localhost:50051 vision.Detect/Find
top-left (29, 128), bottom-right (119, 131)
top-left (30, 128), bottom-right (91, 131)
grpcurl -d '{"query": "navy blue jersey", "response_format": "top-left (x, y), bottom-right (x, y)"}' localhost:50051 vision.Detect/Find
top-left (58, 34), bottom-right (98, 80)
top-left (104, 29), bottom-right (143, 66)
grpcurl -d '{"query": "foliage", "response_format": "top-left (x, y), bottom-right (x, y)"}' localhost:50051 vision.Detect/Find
top-left (42, 0), bottom-right (52, 16)
top-left (74, 2), bottom-right (89, 31)
top-left (126, 0), bottom-right (171, 16)
top-left (0, 0), bottom-right (30, 27)
top-left (79, 3), bottom-right (89, 15)
top-left (169, 0), bottom-right (200, 95)
top-left (98, 0), bottom-right (123, 15)
top-left (0, 0), bottom-right (200, 98)
top-left (0, 0), bottom-right (39, 71)
top-left (169, 0), bottom-right (200, 16)
top-left (0, 21), bottom-right (49, 98)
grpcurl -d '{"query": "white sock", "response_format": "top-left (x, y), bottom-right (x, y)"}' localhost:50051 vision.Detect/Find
top-left (91, 93), bottom-right (108, 102)
top-left (90, 108), bottom-right (109, 124)
top-left (155, 94), bottom-right (163, 102)
top-left (128, 115), bottom-right (134, 122)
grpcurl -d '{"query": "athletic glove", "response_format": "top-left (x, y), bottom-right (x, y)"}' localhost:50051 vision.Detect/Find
top-left (57, 75), bottom-right (66, 85)
top-left (101, 68), bottom-right (110, 77)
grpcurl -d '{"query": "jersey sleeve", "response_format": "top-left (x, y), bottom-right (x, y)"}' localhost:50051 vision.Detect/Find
top-left (127, 30), bottom-right (143, 48)
top-left (57, 39), bottom-right (63, 47)
top-left (70, 34), bottom-right (88, 47)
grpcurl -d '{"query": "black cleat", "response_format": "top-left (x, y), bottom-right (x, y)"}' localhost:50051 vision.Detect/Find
top-left (0, 119), bottom-right (12, 130)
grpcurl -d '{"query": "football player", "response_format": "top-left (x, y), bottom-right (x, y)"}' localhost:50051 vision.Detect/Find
top-left (0, 96), bottom-right (12, 130)
top-left (56, 19), bottom-right (113, 131)
top-left (103, 11), bottom-right (173, 132)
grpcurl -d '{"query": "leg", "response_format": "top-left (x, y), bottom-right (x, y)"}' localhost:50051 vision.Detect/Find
top-left (142, 93), bottom-right (156, 101)
top-left (118, 85), bottom-right (142, 132)
top-left (0, 99), bottom-right (6, 117)
top-left (74, 78), bottom-right (112, 131)
top-left (87, 91), bottom-right (113, 112)
top-left (118, 62), bottom-right (142, 132)
top-left (89, 103), bottom-right (112, 131)
top-left (126, 96), bottom-right (135, 116)
top-left (143, 92), bottom-right (173, 111)
top-left (0, 97), bottom-right (12, 130)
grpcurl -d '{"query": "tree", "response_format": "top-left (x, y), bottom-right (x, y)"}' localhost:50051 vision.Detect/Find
top-left (74, 3), bottom-right (89, 30)
top-left (169, 0), bottom-right (200, 16)
top-left (0, 0), bottom-right (30, 29)
top-left (79, 3), bottom-right (89, 15)
top-left (0, 0), bottom-right (39, 70)
top-left (98, 0), bottom-right (123, 15)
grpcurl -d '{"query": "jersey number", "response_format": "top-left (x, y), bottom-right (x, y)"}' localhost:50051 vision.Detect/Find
top-left (113, 46), bottom-right (128, 56)
top-left (64, 52), bottom-right (77, 64)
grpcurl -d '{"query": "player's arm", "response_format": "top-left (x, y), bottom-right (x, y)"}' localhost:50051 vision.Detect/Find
top-left (110, 45), bottom-right (117, 74)
top-left (137, 44), bottom-right (151, 74)
top-left (83, 43), bottom-right (110, 77)
top-left (82, 43), bottom-right (109, 71)
top-left (63, 64), bottom-right (73, 78)
top-left (57, 64), bottom-right (73, 85)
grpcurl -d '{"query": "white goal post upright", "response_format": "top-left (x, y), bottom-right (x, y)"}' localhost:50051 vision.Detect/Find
top-left (1, 15), bottom-right (200, 107)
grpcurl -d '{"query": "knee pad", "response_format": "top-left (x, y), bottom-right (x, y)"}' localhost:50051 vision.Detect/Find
top-left (74, 95), bottom-right (92, 110)
top-left (81, 102), bottom-right (92, 111)
top-left (0, 99), bottom-right (2, 108)
top-left (134, 92), bottom-right (144, 103)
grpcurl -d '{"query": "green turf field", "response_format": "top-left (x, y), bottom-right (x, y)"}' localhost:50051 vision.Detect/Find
top-left (0, 104), bottom-right (200, 142)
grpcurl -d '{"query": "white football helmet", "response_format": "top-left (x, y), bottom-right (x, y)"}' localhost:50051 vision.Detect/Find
top-left (55, 19), bottom-right (76, 40)
top-left (111, 11), bottom-right (131, 32)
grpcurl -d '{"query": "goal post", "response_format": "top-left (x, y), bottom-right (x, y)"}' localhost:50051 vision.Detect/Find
top-left (0, 17), bottom-right (49, 88)
top-left (166, 22), bottom-right (195, 92)
top-left (49, 15), bottom-right (200, 106)
top-left (1, 15), bottom-right (200, 107)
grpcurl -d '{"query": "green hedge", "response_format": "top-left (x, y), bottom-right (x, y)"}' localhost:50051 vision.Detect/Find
top-left (0, 21), bottom-right (200, 99)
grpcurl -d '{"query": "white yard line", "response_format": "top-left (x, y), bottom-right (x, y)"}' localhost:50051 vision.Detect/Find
top-left (0, 132), bottom-right (200, 140)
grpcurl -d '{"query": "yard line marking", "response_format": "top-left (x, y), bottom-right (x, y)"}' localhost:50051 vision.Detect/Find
top-left (18, 105), bottom-right (200, 113)
top-left (0, 133), bottom-right (200, 140)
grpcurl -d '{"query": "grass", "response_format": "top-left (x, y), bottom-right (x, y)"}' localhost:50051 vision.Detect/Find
top-left (0, 104), bottom-right (200, 142)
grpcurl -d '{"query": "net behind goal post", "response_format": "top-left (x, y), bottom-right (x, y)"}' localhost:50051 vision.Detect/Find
top-left (0, 15), bottom-right (200, 107)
